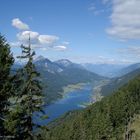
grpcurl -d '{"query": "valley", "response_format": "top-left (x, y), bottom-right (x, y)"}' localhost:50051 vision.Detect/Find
top-left (42, 73), bottom-right (140, 140)
top-left (14, 56), bottom-right (106, 105)
top-left (1, 1), bottom-right (140, 139)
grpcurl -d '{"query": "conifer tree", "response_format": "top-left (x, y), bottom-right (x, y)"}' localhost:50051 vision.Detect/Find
top-left (0, 34), bottom-right (14, 136)
top-left (5, 36), bottom-right (47, 139)
top-left (18, 37), bottom-right (46, 139)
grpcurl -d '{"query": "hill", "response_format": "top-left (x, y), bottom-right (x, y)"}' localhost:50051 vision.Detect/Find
top-left (101, 68), bottom-right (140, 96)
top-left (115, 63), bottom-right (140, 77)
top-left (41, 74), bottom-right (140, 140)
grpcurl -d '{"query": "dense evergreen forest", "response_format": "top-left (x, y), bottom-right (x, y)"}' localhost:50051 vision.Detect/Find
top-left (42, 74), bottom-right (140, 140)
top-left (0, 34), bottom-right (47, 139)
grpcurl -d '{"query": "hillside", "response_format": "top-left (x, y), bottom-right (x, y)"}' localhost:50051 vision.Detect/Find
top-left (38, 67), bottom-right (105, 105)
top-left (115, 63), bottom-right (140, 77)
top-left (101, 68), bottom-right (140, 96)
top-left (41, 74), bottom-right (140, 140)
top-left (130, 115), bottom-right (140, 139)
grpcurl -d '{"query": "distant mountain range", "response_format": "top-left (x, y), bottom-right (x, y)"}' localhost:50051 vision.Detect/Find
top-left (82, 63), bottom-right (129, 78)
top-left (114, 63), bottom-right (140, 77)
top-left (82, 62), bottom-right (140, 78)
top-left (82, 62), bottom-right (140, 98)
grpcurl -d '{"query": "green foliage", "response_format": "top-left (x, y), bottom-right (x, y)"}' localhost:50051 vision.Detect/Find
top-left (5, 40), bottom-right (47, 139)
top-left (101, 67), bottom-right (140, 97)
top-left (0, 34), bottom-right (14, 135)
top-left (43, 75), bottom-right (140, 140)
top-left (4, 105), bottom-right (25, 136)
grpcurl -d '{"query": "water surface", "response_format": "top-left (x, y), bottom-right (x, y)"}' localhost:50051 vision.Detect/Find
top-left (37, 84), bottom-right (92, 125)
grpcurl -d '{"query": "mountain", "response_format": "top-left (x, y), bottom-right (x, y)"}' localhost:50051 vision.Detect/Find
top-left (14, 56), bottom-right (106, 104)
top-left (41, 73), bottom-right (140, 140)
top-left (54, 59), bottom-right (83, 69)
top-left (34, 57), bottom-right (105, 104)
top-left (34, 56), bottom-right (63, 74)
top-left (114, 63), bottom-right (140, 77)
top-left (82, 63), bottom-right (128, 78)
top-left (101, 67), bottom-right (140, 96)
top-left (54, 59), bottom-right (73, 68)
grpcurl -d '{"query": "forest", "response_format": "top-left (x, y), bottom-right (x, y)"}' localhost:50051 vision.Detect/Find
top-left (0, 34), bottom-right (47, 139)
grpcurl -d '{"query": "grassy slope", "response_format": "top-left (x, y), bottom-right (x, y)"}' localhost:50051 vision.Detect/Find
top-left (130, 115), bottom-right (140, 139)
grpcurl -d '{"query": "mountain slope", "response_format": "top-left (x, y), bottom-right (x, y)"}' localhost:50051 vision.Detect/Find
top-left (130, 115), bottom-right (140, 139)
top-left (54, 59), bottom-right (83, 69)
top-left (35, 60), bottom-right (105, 104)
top-left (101, 67), bottom-right (140, 96)
top-left (18, 56), bottom-right (105, 104)
top-left (41, 74), bottom-right (140, 140)
top-left (115, 63), bottom-right (140, 77)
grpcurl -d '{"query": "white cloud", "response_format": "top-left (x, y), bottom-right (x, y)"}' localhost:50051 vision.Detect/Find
top-left (106, 0), bottom-right (140, 40)
top-left (53, 45), bottom-right (67, 51)
top-left (17, 31), bottom-right (39, 43)
top-left (14, 30), bottom-right (66, 51)
top-left (38, 35), bottom-right (59, 44)
top-left (11, 18), bottom-right (67, 51)
top-left (12, 18), bottom-right (29, 30)
top-left (119, 46), bottom-right (140, 58)
top-left (16, 31), bottom-right (59, 46)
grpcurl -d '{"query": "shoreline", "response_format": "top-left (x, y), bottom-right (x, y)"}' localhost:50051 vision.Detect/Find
top-left (61, 83), bottom-right (89, 97)
top-left (78, 80), bottom-right (110, 108)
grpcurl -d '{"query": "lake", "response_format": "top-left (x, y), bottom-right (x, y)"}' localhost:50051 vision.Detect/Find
top-left (36, 84), bottom-right (92, 125)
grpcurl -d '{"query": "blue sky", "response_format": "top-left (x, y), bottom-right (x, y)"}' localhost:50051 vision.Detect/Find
top-left (1, 0), bottom-right (140, 64)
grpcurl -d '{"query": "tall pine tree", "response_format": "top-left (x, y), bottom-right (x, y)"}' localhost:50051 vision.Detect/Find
top-left (0, 34), bottom-right (14, 136)
top-left (17, 37), bottom-right (46, 139)
top-left (5, 36), bottom-right (47, 139)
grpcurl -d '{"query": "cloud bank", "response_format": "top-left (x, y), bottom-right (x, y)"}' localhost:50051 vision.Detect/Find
top-left (11, 18), bottom-right (68, 51)
top-left (12, 18), bottom-right (29, 30)
top-left (106, 0), bottom-right (140, 40)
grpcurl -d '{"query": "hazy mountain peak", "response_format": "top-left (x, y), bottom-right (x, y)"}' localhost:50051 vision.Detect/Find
top-left (55, 59), bottom-right (72, 67)
top-left (35, 55), bottom-right (45, 61)
top-left (34, 55), bottom-right (52, 63)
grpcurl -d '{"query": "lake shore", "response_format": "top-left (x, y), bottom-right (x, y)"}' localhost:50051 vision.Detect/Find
top-left (61, 83), bottom-right (89, 97)
top-left (78, 80), bottom-right (110, 108)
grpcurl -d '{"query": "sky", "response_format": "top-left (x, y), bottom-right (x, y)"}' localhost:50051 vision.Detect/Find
top-left (1, 0), bottom-right (140, 64)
